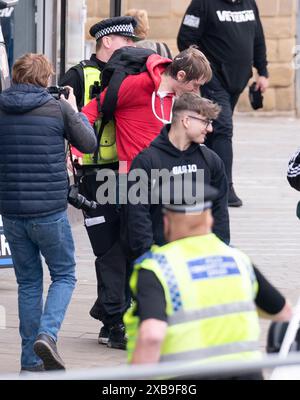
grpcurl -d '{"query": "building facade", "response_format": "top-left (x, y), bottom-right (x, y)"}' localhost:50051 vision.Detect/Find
top-left (86, 0), bottom-right (299, 115)
top-left (2, 0), bottom-right (299, 114)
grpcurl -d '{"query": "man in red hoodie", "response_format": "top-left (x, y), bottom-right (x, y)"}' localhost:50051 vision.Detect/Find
top-left (82, 47), bottom-right (212, 172)
top-left (82, 48), bottom-right (212, 345)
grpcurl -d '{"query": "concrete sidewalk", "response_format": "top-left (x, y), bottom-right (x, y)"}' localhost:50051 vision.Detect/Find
top-left (1, 115), bottom-right (300, 374)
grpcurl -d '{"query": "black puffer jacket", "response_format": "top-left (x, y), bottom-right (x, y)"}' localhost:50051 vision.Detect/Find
top-left (0, 83), bottom-right (96, 217)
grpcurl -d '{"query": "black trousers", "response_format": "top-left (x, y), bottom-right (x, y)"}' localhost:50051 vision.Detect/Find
top-left (201, 75), bottom-right (241, 186)
top-left (79, 171), bottom-right (131, 326)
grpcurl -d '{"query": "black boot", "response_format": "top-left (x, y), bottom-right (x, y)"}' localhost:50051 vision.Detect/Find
top-left (98, 325), bottom-right (109, 345)
top-left (107, 323), bottom-right (127, 350)
top-left (228, 185), bottom-right (243, 207)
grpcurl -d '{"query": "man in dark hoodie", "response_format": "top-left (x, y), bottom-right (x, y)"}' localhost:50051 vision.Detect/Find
top-left (126, 93), bottom-right (230, 261)
top-left (177, 0), bottom-right (269, 207)
top-left (0, 53), bottom-right (96, 372)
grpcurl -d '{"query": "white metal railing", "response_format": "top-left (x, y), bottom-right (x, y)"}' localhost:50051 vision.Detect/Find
top-left (1, 353), bottom-right (300, 380)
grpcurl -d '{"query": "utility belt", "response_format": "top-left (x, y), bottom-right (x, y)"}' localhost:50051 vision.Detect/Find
top-left (74, 160), bottom-right (121, 257)
top-left (67, 144), bottom-right (119, 213)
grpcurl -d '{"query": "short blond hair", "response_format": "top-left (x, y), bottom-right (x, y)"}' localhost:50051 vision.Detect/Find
top-left (12, 53), bottom-right (54, 87)
top-left (125, 9), bottom-right (149, 40)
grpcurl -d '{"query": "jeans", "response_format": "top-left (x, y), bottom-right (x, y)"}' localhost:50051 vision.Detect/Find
top-left (201, 74), bottom-right (241, 186)
top-left (2, 211), bottom-right (76, 369)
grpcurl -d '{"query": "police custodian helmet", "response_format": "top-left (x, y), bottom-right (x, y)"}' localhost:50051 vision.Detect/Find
top-left (90, 16), bottom-right (139, 41)
top-left (154, 174), bottom-right (219, 214)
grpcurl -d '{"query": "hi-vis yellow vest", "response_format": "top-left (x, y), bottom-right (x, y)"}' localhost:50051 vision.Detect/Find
top-left (82, 65), bottom-right (118, 165)
top-left (125, 234), bottom-right (262, 365)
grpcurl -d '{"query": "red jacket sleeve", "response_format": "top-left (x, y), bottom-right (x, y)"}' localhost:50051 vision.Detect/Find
top-left (77, 98), bottom-right (101, 157)
top-left (81, 97), bottom-right (100, 125)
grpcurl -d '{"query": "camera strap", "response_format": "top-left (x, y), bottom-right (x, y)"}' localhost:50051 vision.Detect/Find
top-left (58, 99), bottom-right (80, 185)
top-left (68, 144), bottom-right (80, 185)
top-left (93, 94), bottom-right (108, 164)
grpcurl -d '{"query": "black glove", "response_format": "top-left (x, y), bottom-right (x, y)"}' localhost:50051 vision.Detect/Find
top-left (249, 82), bottom-right (264, 110)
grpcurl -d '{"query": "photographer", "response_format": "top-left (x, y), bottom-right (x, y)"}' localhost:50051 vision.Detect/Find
top-left (0, 53), bottom-right (96, 372)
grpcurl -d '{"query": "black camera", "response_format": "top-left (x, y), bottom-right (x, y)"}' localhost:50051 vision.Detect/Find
top-left (47, 86), bottom-right (70, 100)
top-left (68, 184), bottom-right (98, 212)
top-left (249, 82), bottom-right (263, 110)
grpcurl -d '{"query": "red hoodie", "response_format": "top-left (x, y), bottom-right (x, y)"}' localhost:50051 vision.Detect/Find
top-left (82, 54), bottom-right (174, 172)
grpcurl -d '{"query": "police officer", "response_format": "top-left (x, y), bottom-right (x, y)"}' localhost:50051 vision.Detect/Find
top-left (59, 17), bottom-right (138, 349)
top-left (60, 16), bottom-right (138, 110)
top-left (177, 0), bottom-right (269, 207)
top-left (124, 183), bottom-right (292, 379)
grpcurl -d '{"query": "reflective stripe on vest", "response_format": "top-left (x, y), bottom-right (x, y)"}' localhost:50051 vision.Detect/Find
top-left (160, 341), bottom-right (260, 362)
top-left (168, 301), bottom-right (256, 326)
top-left (82, 66), bottom-right (118, 165)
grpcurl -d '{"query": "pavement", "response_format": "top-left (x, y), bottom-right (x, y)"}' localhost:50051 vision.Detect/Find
top-left (0, 115), bottom-right (300, 375)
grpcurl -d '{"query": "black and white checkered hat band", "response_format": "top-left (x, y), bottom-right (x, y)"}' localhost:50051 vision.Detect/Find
top-left (163, 201), bottom-right (212, 214)
top-left (95, 23), bottom-right (135, 40)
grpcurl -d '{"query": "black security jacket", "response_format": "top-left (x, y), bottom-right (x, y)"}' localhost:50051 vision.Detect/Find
top-left (177, 0), bottom-right (268, 94)
top-left (127, 125), bottom-right (230, 260)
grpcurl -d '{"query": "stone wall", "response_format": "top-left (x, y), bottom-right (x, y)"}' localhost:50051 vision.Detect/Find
top-left (85, 0), bottom-right (298, 113)
top-left (85, 0), bottom-right (189, 54)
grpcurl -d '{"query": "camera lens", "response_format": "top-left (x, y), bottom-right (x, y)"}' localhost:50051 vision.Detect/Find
top-left (75, 194), bottom-right (86, 208)
top-left (80, 197), bottom-right (98, 212)
top-left (68, 185), bottom-right (98, 212)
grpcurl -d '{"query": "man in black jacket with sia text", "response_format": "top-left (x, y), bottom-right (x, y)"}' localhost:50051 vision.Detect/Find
top-left (177, 0), bottom-right (269, 207)
top-left (126, 93), bottom-right (230, 261)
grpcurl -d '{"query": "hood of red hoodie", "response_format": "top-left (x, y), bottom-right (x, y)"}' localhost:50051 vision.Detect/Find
top-left (146, 54), bottom-right (172, 92)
